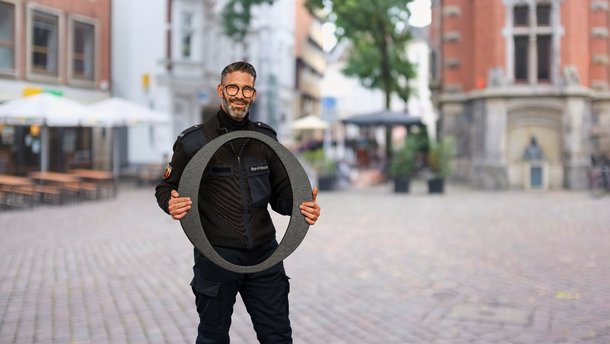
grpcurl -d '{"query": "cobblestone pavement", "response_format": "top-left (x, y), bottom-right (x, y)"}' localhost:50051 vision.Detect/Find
top-left (1, 182), bottom-right (610, 344)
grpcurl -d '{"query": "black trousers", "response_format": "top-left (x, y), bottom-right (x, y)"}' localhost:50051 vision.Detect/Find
top-left (191, 240), bottom-right (292, 344)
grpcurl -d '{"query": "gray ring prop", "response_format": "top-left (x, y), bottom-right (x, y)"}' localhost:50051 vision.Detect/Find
top-left (178, 130), bottom-right (312, 273)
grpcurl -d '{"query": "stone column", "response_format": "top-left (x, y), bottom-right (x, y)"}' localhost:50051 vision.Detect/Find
top-left (563, 96), bottom-right (590, 189)
top-left (439, 99), bottom-right (467, 181)
top-left (481, 97), bottom-right (509, 189)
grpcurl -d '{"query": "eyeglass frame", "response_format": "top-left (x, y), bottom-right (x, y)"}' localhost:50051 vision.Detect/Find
top-left (222, 84), bottom-right (256, 98)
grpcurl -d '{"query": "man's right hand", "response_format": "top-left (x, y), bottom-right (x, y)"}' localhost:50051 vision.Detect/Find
top-left (168, 190), bottom-right (192, 220)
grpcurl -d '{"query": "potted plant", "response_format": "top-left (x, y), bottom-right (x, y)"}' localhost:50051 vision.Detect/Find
top-left (427, 137), bottom-right (455, 194)
top-left (389, 135), bottom-right (418, 193)
top-left (302, 148), bottom-right (337, 191)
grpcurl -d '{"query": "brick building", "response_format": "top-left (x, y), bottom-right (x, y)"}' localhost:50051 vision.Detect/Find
top-left (0, 0), bottom-right (111, 173)
top-left (430, 0), bottom-right (610, 190)
top-left (1, 0), bottom-right (111, 91)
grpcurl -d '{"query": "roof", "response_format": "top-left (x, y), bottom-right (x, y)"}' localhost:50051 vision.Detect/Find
top-left (341, 110), bottom-right (424, 126)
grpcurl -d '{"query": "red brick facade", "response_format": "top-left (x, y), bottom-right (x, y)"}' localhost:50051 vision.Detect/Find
top-left (433, 0), bottom-right (610, 92)
top-left (430, 0), bottom-right (610, 190)
top-left (3, 0), bottom-right (111, 90)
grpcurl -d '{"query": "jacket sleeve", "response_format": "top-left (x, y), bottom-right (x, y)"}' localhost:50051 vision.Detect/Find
top-left (155, 140), bottom-right (191, 214)
top-left (268, 148), bottom-right (293, 216)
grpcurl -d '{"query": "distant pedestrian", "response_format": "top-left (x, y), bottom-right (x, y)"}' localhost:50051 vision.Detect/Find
top-left (155, 61), bottom-right (320, 343)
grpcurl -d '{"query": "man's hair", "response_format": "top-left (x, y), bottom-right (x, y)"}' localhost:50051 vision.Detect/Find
top-left (221, 61), bottom-right (257, 84)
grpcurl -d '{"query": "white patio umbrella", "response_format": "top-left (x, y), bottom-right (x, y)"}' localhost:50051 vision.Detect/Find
top-left (89, 97), bottom-right (171, 178)
top-left (0, 93), bottom-right (110, 126)
top-left (291, 115), bottom-right (329, 130)
top-left (0, 93), bottom-right (115, 172)
top-left (89, 97), bottom-right (171, 125)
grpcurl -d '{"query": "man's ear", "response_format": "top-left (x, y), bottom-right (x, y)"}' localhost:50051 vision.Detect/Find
top-left (217, 84), bottom-right (223, 98)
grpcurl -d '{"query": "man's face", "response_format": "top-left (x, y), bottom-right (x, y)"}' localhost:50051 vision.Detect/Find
top-left (217, 71), bottom-right (256, 121)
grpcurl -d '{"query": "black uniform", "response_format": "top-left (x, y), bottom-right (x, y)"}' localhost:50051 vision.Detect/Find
top-left (155, 109), bottom-right (293, 343)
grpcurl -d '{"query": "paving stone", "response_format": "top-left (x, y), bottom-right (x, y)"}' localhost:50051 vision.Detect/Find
top-left (1, 184), bottom-right (610, 343)
top-left (447, 303), bottom-right (532, 327)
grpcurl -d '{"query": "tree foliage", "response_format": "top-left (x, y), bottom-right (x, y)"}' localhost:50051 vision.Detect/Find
top-left (305, 0), bottom-right (416, 109)
top-left (222, 0), bottom-right (275, 43)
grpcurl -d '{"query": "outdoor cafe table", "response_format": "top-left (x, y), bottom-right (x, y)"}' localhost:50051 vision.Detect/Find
top-left (0, 174), bottom-right (63, 206)
top-left (28, 172), bottom-right (94, 200)
top-left (0, 174), bottom-right (34, 207)
top-left (0, 174), bottom-right (34, 188)
top-left (28, 172), bottom-right (80, 184)
top-left (69, 169), bottom-right (116, 197)
top-left (69, 169), bottom-right (113, 181)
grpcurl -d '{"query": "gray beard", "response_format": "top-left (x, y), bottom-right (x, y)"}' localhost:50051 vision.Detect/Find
top-left (222, 98), bottom-right (249, 120)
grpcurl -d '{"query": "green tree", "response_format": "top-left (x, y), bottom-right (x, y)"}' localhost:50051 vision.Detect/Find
top-left (222, 0), bottom-right (275, 43)
top-left (305, 0), bottom-right (416, 109)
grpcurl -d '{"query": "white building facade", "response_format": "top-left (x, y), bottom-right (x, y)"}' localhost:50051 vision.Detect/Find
top-left (111, 0), bottom-right (296, 166)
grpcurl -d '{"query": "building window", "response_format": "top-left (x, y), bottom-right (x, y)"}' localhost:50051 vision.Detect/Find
top-left (32, 11), bottom-right (59, 76)
top-left (536, 3), bottom-right (551, 27)
top-left (514, 36), bottom-right (529, 82)
top-left (514, 5), bottom-right (529, 27)
top-left (0, 1), bottom-right (15, 72)
top-left (181, 12), bottom-right (193, 59)
top-left (511, 1), bottom-right (556, 84)
top-left (537, 34), bottom-right (551, 81)
top-left (72, 21), bottom-right (95, 80)
top-left (430, 50), bottom-right (438, 81)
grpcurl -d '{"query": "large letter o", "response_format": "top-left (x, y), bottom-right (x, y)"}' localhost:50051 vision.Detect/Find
top-left (178, 131), bottom-right (312, 273)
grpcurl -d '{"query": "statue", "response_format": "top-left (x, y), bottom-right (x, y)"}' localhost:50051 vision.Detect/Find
top-left (523, 136), bottom-right (544, 161)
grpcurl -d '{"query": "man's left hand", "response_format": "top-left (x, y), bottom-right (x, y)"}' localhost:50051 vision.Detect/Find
top-left (299, 186), bottom-right (320, 225)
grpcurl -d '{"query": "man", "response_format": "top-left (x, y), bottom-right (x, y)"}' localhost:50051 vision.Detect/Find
top-left (155, 61), bottom-right (320, 344)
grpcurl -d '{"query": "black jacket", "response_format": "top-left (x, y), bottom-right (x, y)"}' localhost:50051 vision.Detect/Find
top-left (155, 110), bottom-right (292, 250)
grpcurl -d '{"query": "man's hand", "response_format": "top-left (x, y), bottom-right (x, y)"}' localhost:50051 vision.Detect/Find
top-left (168, 190), bottom-right (192, 220)
top-left (299, 186), bottom-right (320, 225)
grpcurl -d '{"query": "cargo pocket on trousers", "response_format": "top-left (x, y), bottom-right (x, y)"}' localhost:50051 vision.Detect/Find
top-left (191, 277), bottom-right (222, 328)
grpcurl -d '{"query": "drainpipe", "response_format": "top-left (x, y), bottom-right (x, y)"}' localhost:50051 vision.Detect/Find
top-left (437, 0), bottom-right (443, 139)
top-left (166, 0), bottom-right (173, 72)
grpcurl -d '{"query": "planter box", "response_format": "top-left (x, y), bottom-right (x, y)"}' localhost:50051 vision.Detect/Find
top-left (428, 177), bottom-right (445, 194)
top-left (318, 175), bottom-right (336, 191)
top-left (393, 177), bottom-right (410, 193)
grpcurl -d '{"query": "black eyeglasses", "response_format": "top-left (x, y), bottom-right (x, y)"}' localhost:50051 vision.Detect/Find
top-left (223, 84), bottom-right (256, 98)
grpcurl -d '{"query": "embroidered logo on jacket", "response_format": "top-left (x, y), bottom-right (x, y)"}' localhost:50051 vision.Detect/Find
top-left (250, 165), bottom-right (269, 172)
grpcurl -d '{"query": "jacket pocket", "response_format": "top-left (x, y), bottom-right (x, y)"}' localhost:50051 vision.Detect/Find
top-left (247, 162), bottom-right (271, 208)
top-left (208, 164), bottom-right (232, 177)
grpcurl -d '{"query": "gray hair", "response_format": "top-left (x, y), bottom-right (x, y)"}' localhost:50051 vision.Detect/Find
top-left (221, 61), bottom-right (257, 84)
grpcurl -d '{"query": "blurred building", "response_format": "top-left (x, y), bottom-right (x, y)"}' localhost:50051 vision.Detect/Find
top-left (294, 0), bottom-right (325, 143)
top-left (0, 0), bottom-right (111, 173)
top-left (323, 26), bottom-right (437, 157)
top-left (430, 0), bottom-right (610, 190)
top-left (112, 0), bottom-right (296, 167)
top-left (111, 0), bottom-right (173, 166)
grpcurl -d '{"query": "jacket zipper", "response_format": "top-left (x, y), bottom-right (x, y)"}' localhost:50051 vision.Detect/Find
top-left (229, 137), bottom-right (253, 249)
